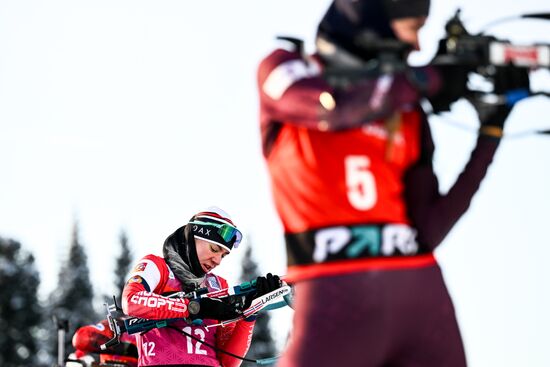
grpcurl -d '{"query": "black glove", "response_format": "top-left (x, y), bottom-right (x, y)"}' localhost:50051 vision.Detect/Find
top-left (243, 273), bottom-right (281, 309)
top-left (471, 65), bottom-right (530, 130)
top-left (188, 297), bottom-right (242, 321)
top-left (427, 39), bottom-right (471, 113)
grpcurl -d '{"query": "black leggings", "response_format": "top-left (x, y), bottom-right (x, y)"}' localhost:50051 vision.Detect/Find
top-left (277, 264), bottom-right (467, 367)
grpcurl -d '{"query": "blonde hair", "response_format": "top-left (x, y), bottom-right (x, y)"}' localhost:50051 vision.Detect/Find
top-left (384, 112), bottom-right (402, 161)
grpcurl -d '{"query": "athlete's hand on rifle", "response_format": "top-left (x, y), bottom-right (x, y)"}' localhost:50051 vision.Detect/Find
top-left (427, 39), bottom-right (471, 113)
top-left (471, 65), bottom-right (530, 136)
top-left (244, 273), bottom-right (282, 309)
top-left (188, 297), bottom-right (242, 321)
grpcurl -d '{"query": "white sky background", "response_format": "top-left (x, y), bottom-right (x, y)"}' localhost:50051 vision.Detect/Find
top-left (1, 0), bottom-right (550, 365)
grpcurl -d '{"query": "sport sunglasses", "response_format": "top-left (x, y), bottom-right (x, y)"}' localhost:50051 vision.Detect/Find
top-left (189, 220), bottom-right (242, 247)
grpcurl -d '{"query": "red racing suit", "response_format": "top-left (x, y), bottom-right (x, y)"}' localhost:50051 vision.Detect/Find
top-left (122, 255), bottom-right (255, 367)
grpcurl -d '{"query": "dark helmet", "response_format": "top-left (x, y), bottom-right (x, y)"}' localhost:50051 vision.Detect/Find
top-left (316, 0), bottom-right (430, 62)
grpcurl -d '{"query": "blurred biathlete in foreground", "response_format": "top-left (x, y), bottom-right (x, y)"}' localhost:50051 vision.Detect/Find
top-left (121, 206), bottom-right (281, 367)
top-left (257, 0), bottom-right (530, 366)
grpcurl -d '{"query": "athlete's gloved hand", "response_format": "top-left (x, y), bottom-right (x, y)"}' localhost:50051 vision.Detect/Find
top-left (244, 273), bottom-right (282, 309)
top-left (471, 65), bottom-right (530, 132)
top-left (188, 297), bottom-right (241, 321)
top-left (427, 39), bottom-right (470, 113)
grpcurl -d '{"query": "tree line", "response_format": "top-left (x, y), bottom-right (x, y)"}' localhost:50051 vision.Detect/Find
top-left (0, 222), bottom-right (276, 366)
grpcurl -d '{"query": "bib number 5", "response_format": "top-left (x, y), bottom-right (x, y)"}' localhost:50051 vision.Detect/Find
top-left (345, 155), bottom-right (377, 210)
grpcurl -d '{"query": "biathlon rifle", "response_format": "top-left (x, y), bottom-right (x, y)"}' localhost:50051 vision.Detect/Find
top-left (434, 9), bottom-right (550, 70)
top-left (429, 9), bottom-right (550, 137)
top-left (433, 9), bottom-right (550, 103)
top-left (100, 279), bottom-right (293, 350)
top-left (319, 9), bottom-right (550, 97)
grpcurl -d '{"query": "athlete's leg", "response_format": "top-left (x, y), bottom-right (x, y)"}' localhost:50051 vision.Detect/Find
top-left (385, 265), bottom-right (467, 367)
top-left (277, 265), bottom-right (467, 367)
top-left (276, 272), bottom-right (393, 367)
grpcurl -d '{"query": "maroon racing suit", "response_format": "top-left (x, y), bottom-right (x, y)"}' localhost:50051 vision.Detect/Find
top-left (258, 47), bottom-right (500, 366)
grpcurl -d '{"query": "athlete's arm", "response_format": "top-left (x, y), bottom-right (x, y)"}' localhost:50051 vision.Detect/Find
top-left (258, 48), bottom-right (438, 133)
top-left (121, 255), bottom-right (190, 319)
top-left (404, 115), bottom-right (500, 248)
top-left (216, 318), bottom-right (256, 367)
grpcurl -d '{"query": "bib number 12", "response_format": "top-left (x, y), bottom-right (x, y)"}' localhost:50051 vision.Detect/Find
top-left (182, 326), bottom-right (207, 355)
top-left (345, 155), bottom-right (377, 210)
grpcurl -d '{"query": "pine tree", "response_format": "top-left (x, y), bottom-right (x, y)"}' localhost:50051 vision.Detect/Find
top-left (48, 221), bottom-right (99, 360)
top-left (0, 237), bottom-right (43, 367)
top-left (114, 229), bottom-right (133, 302)
top-left (239, 244), bottom-right (277, 365)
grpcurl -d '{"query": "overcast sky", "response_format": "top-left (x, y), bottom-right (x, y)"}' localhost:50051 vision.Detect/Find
top-left (1, 0), bottom-right (550, 366)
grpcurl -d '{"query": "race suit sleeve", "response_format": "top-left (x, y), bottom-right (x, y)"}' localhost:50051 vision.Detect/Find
top-left (216, 319), bottom-right (256, 367)
top-left (404, 115), bottom-right (500, 249)
top-left (257, 48), bottom-right (440, 134)
top-left (122, 255), bottom-right (190, 319)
